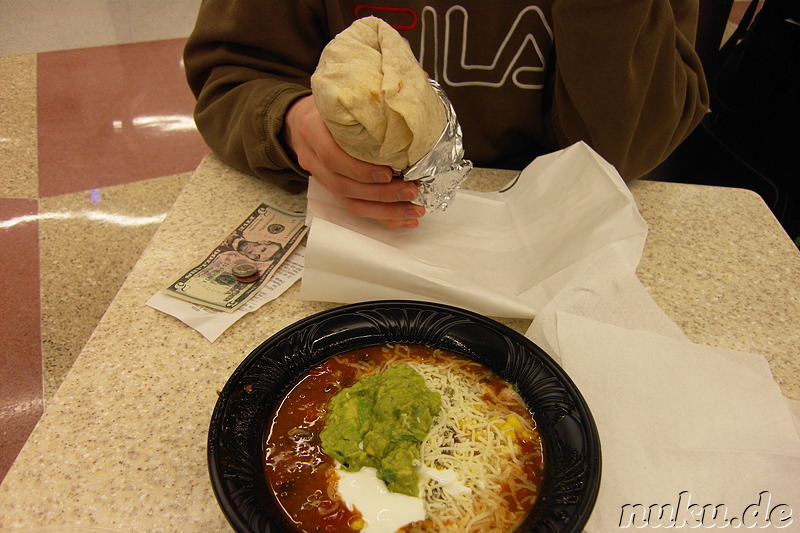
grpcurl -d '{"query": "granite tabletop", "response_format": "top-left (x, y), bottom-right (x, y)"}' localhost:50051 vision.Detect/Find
top-left (1, 154), bottom-right (798, 532)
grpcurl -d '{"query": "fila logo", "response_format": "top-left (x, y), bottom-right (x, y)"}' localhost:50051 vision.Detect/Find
top-left (356, 4), bottom-right (552, 90)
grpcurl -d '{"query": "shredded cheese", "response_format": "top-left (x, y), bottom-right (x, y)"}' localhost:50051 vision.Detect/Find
top-left (407, 353), bottom-right (541, 533)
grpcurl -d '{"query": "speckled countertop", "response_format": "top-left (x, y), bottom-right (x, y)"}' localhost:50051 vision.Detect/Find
top-left (1, 155), bottom-right (798, 532)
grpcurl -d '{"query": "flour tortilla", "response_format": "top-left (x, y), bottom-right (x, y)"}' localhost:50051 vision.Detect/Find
top-left (311, 16), bottom-right (447, 169)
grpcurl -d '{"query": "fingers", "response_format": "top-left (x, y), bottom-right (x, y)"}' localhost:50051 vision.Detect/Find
top-left (284, 95), bottom-right (426, 228)
top-left (317, 172), bottom-right (416, 204)
top-left (326, 183), bottom-right (426, 228)
top-left (314, 166), bottom-right (426, 226)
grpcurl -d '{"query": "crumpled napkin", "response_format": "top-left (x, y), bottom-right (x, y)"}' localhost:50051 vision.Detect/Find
top-left (525, 236), bottom-right (800, 532)
top-left (551, 312), bottom-right (800, 531)
top-left (299, 142), bottom-right (647, 317)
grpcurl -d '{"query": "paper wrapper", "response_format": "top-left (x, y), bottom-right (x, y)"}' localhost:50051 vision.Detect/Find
top-left (402, 80), bottom-right (472, 212)
top-left (301, 142), bottom-right (647, 318)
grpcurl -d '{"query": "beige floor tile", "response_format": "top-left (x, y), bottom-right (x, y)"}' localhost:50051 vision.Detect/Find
top-left (0, 54), bottom-right (38, 198)
top-left (38, 171), bottom-right (190, 402)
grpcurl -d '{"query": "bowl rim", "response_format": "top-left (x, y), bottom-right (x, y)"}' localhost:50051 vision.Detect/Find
top-left (208, 299), bottom-right (601, 533)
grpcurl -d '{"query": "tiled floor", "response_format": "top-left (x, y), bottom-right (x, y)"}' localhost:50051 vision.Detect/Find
top-left (0, 3), bottom-right (208, 482)
top-left (0, 1), bottom-right (748, 483)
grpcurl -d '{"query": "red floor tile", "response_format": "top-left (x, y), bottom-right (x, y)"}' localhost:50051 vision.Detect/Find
top-left (37, 39), bottom-right (209, 198)
top-left (0, 199), bottom-right (44, 483)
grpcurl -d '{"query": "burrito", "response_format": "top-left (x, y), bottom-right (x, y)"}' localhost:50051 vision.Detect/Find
top-left (311, 16), bottom-right (448, 170)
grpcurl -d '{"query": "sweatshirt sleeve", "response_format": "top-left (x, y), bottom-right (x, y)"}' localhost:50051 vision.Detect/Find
top-left (183, 0), bottom-right (328, 190)
top-left (549, 0), bottom-right (709, 181)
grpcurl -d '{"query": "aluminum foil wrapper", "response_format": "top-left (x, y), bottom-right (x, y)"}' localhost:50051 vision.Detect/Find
top-left (401, 80), bottom-right (472, 212)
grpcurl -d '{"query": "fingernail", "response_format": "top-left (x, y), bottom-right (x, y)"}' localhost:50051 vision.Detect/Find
top-left (397, 187), bottom-right (417, 202)
top-left (405, 206), bottom-right (424, 219)
top-left (371, 171), bottom-right (391, 183)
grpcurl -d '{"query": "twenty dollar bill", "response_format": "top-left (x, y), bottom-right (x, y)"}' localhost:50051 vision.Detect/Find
top-left (162, 203), bottom-right (307, 312)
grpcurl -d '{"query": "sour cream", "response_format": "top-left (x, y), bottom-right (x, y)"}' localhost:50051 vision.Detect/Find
top-left (417, 465), bottom-right (472, 497)
top-left (337, 466), bottom-right (425, 533)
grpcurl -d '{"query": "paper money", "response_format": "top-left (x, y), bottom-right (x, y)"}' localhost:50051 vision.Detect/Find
top-left (162, 203), bottom-right (307, 312)
top-left (148, 247), bottom-right (306, 341)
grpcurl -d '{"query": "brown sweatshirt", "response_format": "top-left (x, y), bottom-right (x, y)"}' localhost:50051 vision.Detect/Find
top-left (184, 0), bottom-right (709, 191)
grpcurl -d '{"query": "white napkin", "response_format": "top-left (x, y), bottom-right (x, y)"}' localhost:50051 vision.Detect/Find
top-left (300, 142), bottom-right (648, 318)
top-left (553, 312), bottom-right (800, 531)
top-left (524, 233), bottom-right (800, 531)
top-left (525, 244), bottom-right (688, 362)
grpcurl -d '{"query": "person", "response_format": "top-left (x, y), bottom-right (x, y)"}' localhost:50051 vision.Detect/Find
top-left (184, 1), bottom-right (709, 228)
top-left (236, 239), bottom-right (283, 263)
top-left (221, 234), bottom-right (284, 263)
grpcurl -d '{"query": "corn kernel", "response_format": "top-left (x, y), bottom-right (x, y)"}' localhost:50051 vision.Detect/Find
top-left (506, 415), bottom-right (523, 430)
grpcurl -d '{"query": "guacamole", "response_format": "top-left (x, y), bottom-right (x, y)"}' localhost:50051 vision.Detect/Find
top-left (320, 363), bottom-right (441, 496)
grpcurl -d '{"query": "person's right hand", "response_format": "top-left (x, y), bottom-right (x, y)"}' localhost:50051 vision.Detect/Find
top-left (282, 95), bottom-right (425, 229)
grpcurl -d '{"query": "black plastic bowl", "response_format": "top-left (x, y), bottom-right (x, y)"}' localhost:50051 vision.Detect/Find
top-left (208, 300), bottom-right (601, 532)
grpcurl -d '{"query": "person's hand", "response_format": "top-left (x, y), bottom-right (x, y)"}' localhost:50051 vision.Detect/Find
top-left (283, 95), bottom-right (425, 229)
